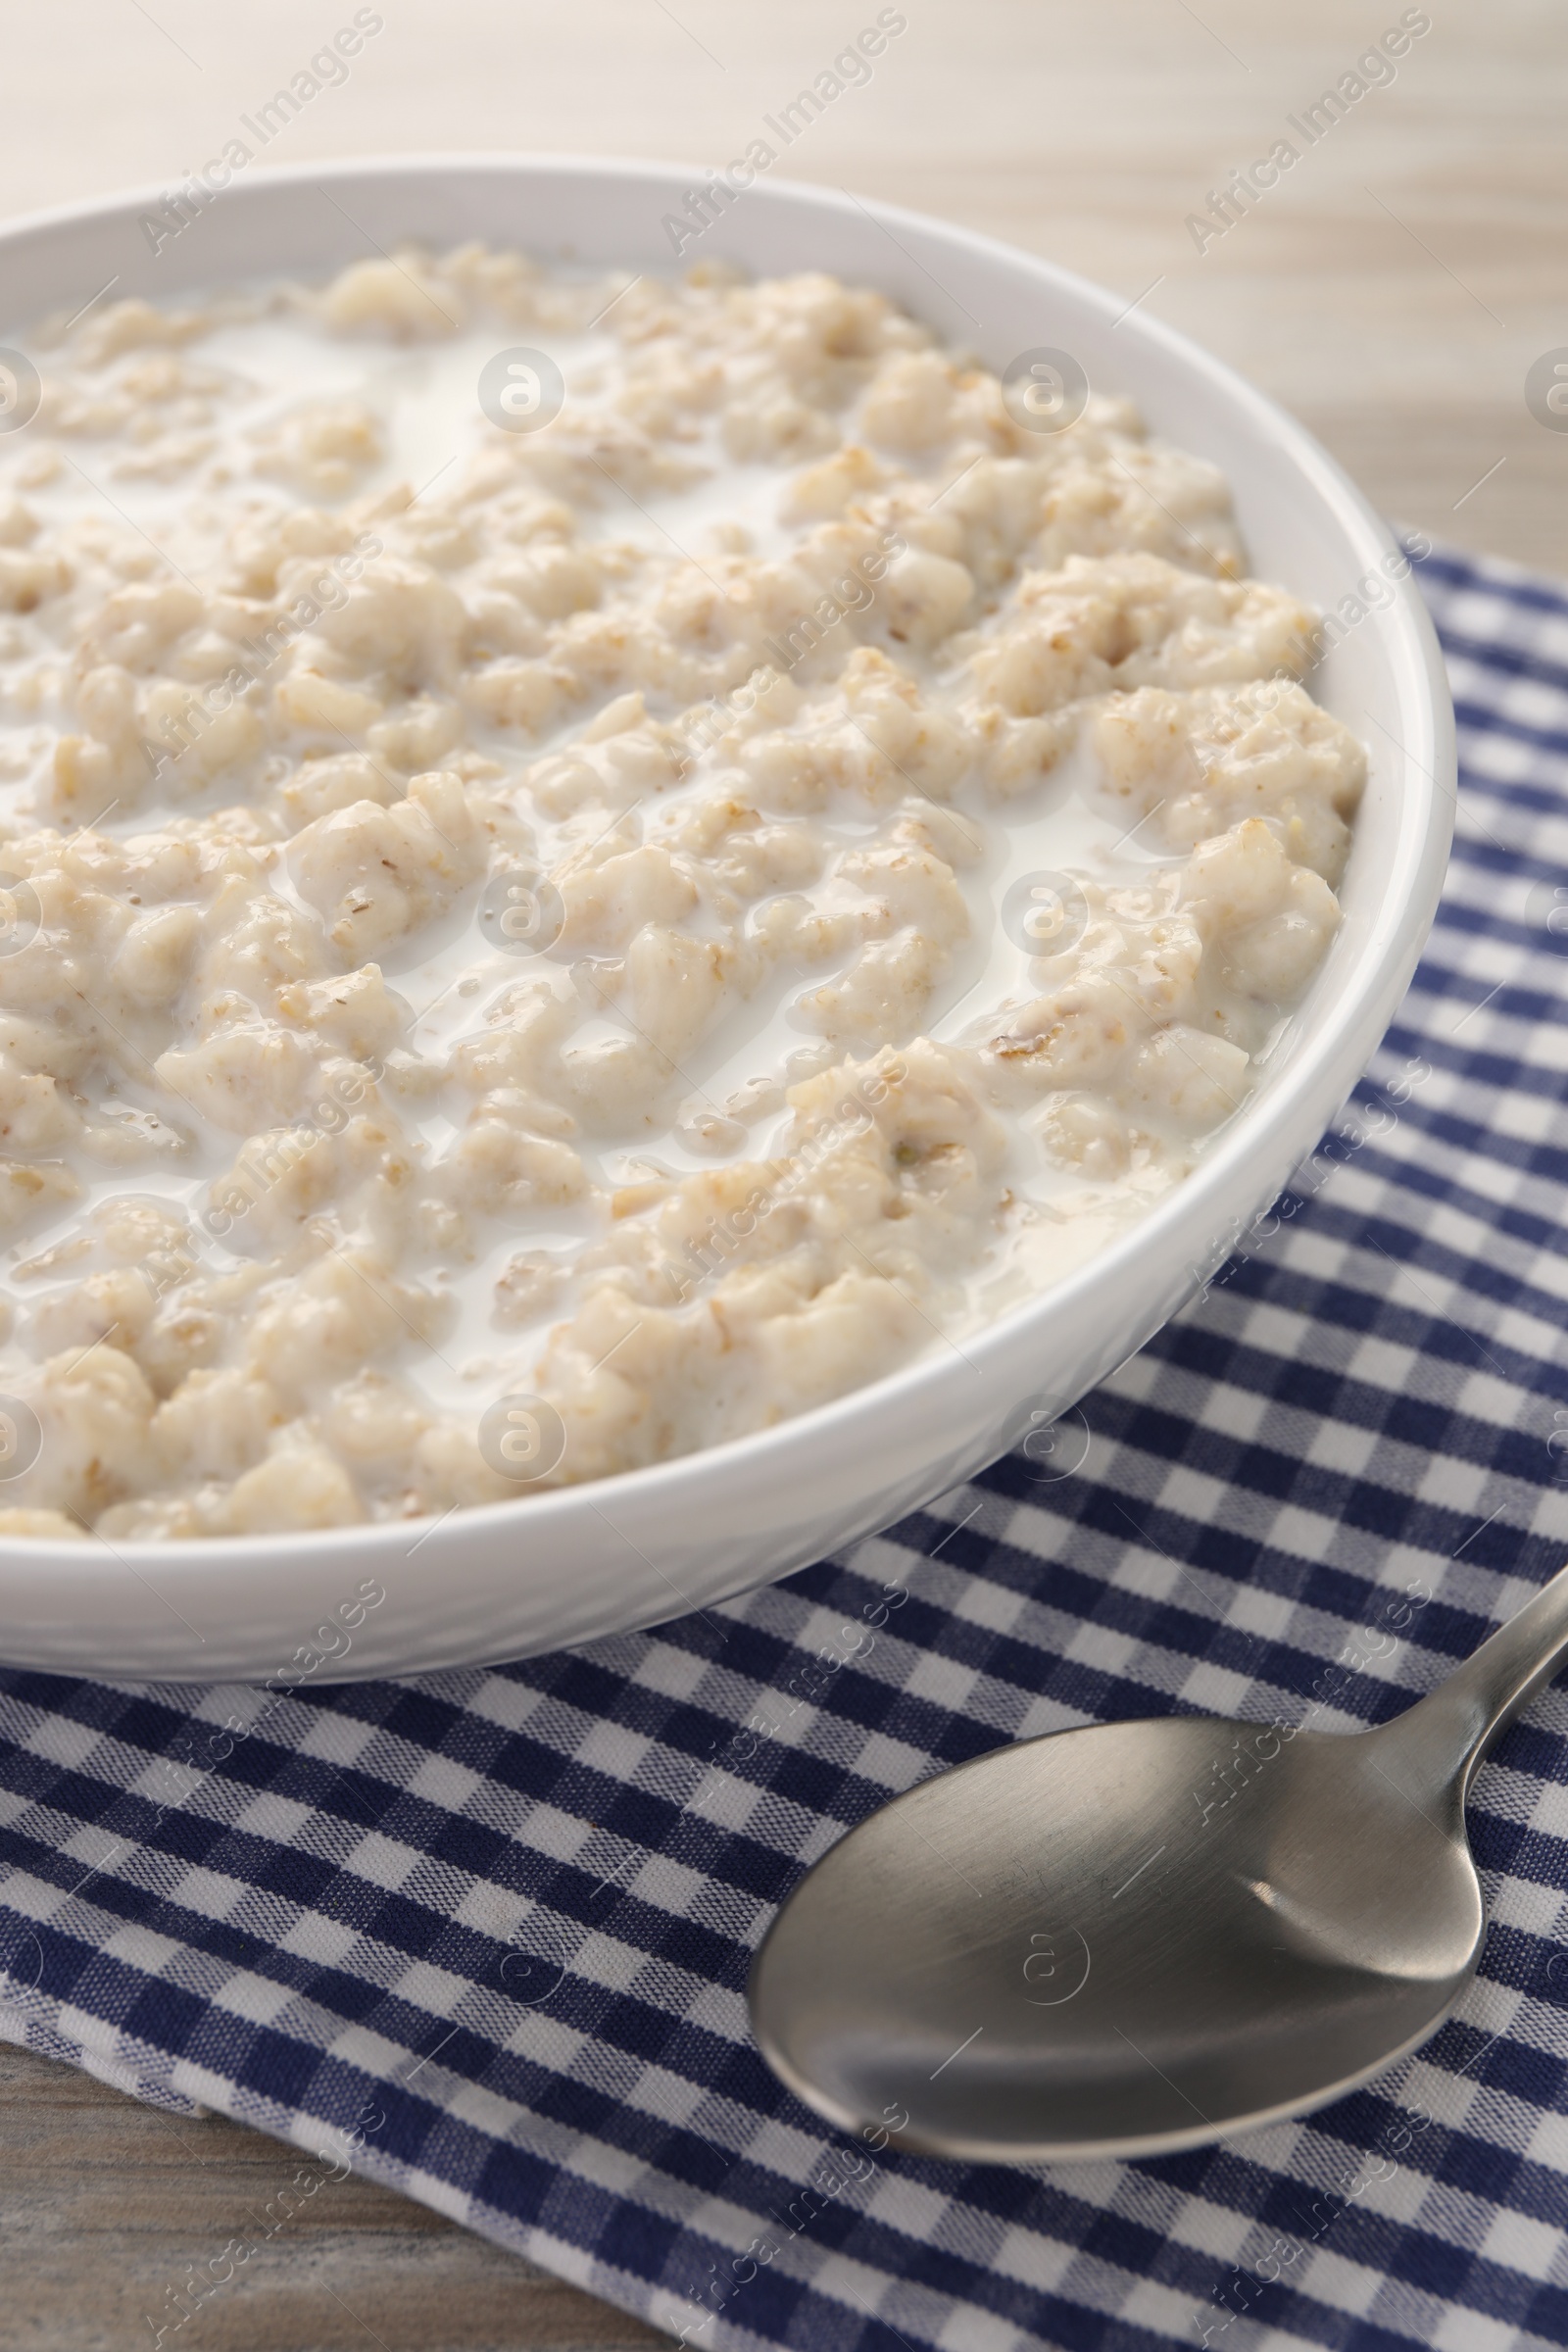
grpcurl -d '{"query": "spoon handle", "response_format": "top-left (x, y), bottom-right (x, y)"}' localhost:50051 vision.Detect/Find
top-left (1373, 1559), bottom-right (1568, 1799)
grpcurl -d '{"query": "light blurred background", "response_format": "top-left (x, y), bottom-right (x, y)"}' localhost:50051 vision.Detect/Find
top-left (3, 0), bottom-right (1560, 564)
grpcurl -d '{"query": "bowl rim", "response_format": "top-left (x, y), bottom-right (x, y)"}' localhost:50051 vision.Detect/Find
top-left (0, 150), bottom-right (1454, 1576)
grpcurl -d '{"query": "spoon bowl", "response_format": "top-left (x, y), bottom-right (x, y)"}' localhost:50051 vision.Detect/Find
top-left (750, 1565), bottom-right (1568, 2160)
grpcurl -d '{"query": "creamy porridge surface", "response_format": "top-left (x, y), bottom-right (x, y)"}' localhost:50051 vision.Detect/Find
top-left (0, 245), bottom-right (1362, 1539)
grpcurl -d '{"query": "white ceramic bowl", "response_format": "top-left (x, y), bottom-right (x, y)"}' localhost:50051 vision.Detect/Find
top-left (0, 157), bottom-right (1453, 1683)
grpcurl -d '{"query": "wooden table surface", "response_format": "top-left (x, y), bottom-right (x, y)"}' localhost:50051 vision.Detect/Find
top-left (2, 3), bottom-right (1562, 2345)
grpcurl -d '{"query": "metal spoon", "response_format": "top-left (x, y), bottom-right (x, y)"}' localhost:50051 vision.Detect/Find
top-left (749, 1562), bottom-right (1568, 2161)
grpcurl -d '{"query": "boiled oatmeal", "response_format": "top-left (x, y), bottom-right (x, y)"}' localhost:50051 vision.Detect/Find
top-left (0, 244), bottom-right (1363, 1537)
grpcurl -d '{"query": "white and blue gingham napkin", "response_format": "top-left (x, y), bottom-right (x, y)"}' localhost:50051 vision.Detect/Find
top-left (2, 544), bottom-right (1566, 2352)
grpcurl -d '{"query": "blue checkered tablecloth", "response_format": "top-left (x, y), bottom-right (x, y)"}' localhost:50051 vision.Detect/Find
top-left (2, 544), bottom-right (1567, 2352)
